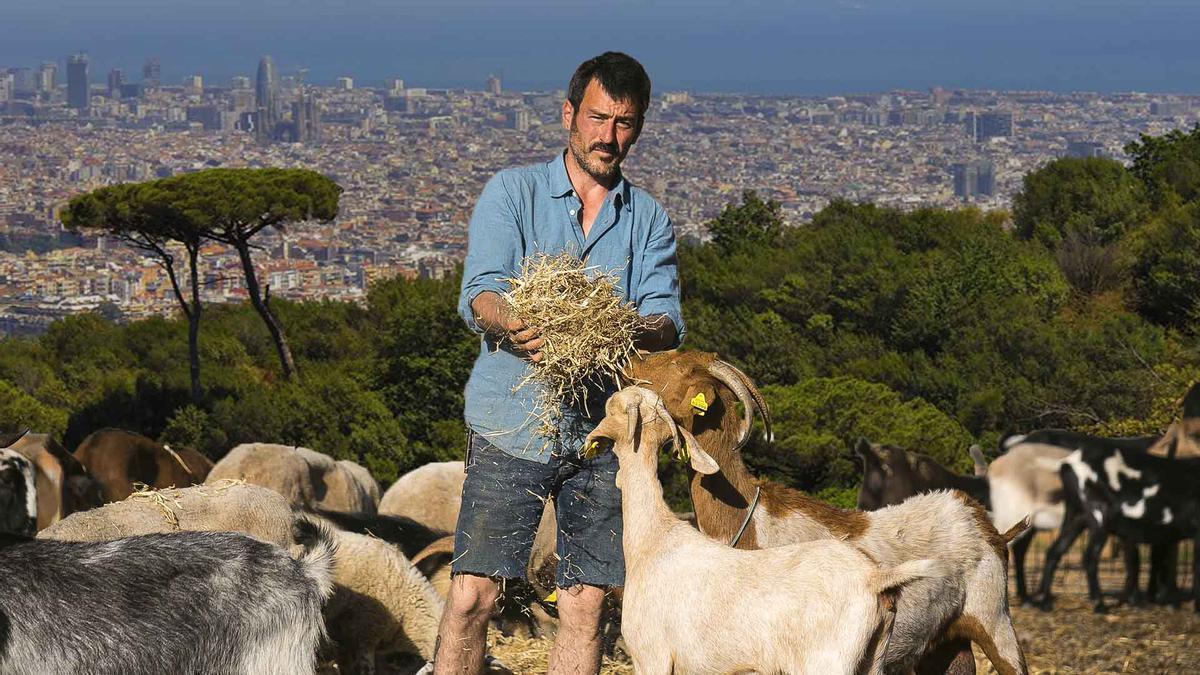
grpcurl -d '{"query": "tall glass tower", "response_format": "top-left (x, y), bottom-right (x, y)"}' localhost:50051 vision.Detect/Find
top-left (67, 53), bottom-right (89, 110)
top-left (256, 56), bottom-right (278, 138)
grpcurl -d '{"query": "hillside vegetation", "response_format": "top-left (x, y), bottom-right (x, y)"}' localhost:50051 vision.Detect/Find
top-left (5, 126), bottom-right (1200, 506)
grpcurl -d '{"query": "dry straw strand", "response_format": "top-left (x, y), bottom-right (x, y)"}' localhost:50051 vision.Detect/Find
top-left (501, 252), bottom-right (641, 443)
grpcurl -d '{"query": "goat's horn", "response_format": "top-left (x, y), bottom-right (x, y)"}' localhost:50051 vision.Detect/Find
top-left (718, 360), bottom-right (774, 443)
top-left (655, 399), bottom-right (683, 458)
top-left (707, 361), bottom-right (758, 449)
top-left (626, 402), bottom-right (640, 447)
top-left (705, 357), bottom-right (772, 446)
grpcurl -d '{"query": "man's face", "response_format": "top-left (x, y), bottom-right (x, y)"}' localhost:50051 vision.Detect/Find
top-left (562, 78), bottom-right (642, 182)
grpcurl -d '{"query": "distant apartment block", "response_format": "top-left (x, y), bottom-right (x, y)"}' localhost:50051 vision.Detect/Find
top-left (964, 111), bottom-right (1014, 142)
top-left (1066, 140), bottom-right (1108, 159)
top-left (1150, 100), bottom-right (1190, 117)
top-left (952, 159), bottom-right (995, 199)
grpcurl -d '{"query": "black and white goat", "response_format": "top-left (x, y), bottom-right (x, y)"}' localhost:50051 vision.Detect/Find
top-left (0, 520), bottom-right (336, 674)
top-left (991, 430), bottom-right (1180, 606)
top-left (1033, 445), bottom-right (1200, 612)
top-left (0, 448), bottom-right (37, 536)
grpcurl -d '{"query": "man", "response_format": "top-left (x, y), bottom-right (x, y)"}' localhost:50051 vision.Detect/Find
top-left (434, 52), bottom-right (683, 674)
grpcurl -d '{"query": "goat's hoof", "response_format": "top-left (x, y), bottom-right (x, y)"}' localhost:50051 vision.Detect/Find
top-left (1034, 597), bottom-right (1054, 612)
top-left (1093, 602), bottom-right (1110, 614)
top-left (1123, 591), bottom-right (1147, 607)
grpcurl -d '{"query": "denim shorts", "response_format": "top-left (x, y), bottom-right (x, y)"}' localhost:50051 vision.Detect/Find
top-left (451, 430), bottom-right (625, 589)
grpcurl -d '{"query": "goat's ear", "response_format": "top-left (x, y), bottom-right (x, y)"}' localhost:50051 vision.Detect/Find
top-left (854, 437), bottom-right (876, 461)
top-left (679, 428), bottom-right (720, 475)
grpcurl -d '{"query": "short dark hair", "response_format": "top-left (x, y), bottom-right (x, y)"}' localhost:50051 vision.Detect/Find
top-left (567, 52), bottom-right (652, 119)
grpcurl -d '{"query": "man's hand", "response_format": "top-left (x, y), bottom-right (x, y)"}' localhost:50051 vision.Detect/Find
top-left (632, 314), bottom-right (677, 352)
top-left (472, 291), bottom-right (546, 363)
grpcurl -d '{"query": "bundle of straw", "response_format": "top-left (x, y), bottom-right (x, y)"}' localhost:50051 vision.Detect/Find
top-left (502, 252), bottom-right (641, 440)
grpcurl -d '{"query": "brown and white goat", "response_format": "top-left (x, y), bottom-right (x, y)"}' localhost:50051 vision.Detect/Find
top-left (625, 350), bottom-right (1029, 675)
top-left (588, 387), bottom-right (939, 675)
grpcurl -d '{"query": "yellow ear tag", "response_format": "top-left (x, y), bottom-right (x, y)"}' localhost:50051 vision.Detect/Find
top-left (582, 439), bottom-right (600, 459)
top-left (690, 392), bottom-right (709, 416)
top-left (545, 590), bottom-right (557, 603)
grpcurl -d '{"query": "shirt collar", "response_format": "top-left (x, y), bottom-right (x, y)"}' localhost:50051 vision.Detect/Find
top-left (549, 151), bottom-right (633, 212)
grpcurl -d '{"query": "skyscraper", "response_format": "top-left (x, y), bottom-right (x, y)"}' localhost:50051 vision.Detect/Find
top-left (486, 74), bottom-right (502, 95)
top-left (0, 73), bottom-right (13, 103)
top-left (952, 160), bottom-right (995, 199)
top-left (965, 111), bottom-right (1014, 142)
top-left (142, 58), bottom-right (161, 85)
top-left (67, 53), bottom-right (89, 110)
top-left (256, 56), bottom-right (279, 140)
top-left (107, 69), bottom-right (124, 98)
top-left (37, 62), bottom-right (57, 93)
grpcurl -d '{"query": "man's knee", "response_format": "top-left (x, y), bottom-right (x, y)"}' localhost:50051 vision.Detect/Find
top-left (554, 584), bottom-right (608, 634)
top-left (444, 573), bottom-right (501, 625)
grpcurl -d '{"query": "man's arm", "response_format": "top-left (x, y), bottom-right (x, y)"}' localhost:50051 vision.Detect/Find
top-left (632, 204), bottom-right (686, 350)
top-left (470, 291), bottom-right (546, 363)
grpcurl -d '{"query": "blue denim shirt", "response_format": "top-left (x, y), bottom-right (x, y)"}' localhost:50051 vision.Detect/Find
top-left (458, 152), bottom-right (685, 462)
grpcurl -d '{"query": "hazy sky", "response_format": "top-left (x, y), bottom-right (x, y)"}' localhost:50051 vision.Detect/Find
top-left (3, 0), bottom-right (1198, 94)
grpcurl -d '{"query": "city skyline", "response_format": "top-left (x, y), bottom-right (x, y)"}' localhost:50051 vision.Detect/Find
top-left (4, 1), bottom-right (1200, 95)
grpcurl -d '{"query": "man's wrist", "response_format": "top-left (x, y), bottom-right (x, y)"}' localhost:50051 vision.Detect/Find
top-left (633, 314), bottom-right (676, 351)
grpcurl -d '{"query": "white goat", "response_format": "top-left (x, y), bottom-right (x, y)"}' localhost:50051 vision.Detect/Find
top-left (587, 387), bottom-right (940, 675)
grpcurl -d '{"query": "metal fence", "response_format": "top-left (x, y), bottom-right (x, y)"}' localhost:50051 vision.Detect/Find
top-left (1021, 531), bottom-right (1195, 599)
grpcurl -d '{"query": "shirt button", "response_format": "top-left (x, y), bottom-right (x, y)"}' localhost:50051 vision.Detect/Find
top-left (569, 209), bottom-right (576, 216)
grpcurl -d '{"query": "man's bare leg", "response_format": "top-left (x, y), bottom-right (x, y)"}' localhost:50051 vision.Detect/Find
top-left (547, 584), bottom-right (606, 675)
top-left (433, 573), bottom-right (499, 675)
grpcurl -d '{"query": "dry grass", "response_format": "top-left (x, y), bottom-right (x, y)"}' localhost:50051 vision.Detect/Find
top-left (126, 478), bottom-right (246, 529)
top-left (503, 252), bottom-right (641, 443)
top-left (488, 632), bottom-right (634, 675)
top-left (973, 594), bottom-right (1200, 674)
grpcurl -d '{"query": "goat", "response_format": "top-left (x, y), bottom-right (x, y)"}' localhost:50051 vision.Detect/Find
top-left (73, 428), bottom-right (213, 502)
top-left (0, 520), bottom-right (335, 675)
top-left (855, 439), bottom-right (990, 510)
top-left (588, 386), bottom-right (940, 675)
top-left (1033, 446), bottom-right (1200, 613)
top-left (0, 448), bottom-right (36, 536)
top-left (207, 443), bottom-right (378, 514)
top-left (626, 350), bottom-right (1028, 675)
top-left (378, 460), bottom-right (465, 534)
top-left (992, 430), bottom-right (1180, 606)
top-left (3, 431), bottom-right (103, 530)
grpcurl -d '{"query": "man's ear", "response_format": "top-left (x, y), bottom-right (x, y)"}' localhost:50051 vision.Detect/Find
top-left (561, 99), bottom-right (575, 131)
top-left (679, 428), bottom-right (719, 475)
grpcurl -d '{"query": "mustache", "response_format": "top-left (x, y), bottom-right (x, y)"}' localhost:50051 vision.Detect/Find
top-left (590, 143), bottom-right (619, 154)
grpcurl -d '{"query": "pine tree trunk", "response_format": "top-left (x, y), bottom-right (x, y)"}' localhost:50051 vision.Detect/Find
top-left (235, 242), bottom-right (297, 380)
top-left (187, 245), bottom-right (203, 403)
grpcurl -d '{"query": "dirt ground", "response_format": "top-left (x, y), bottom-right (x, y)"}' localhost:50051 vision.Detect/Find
top-left (485, 593), bottom-right (1199, 675)
top-left (972, 595), bottom-right (1199, 675)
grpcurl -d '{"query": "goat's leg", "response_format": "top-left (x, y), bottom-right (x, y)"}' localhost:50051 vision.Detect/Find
top-left (1193, 535), bottom-right (1200, 613)
top-left (1150, 541), bottom-right (1180, 606)
top-left (1120, 539), bottom-right (1144, 606)
top-left (1034, 516), bottom-right (1086, 610)
top-left (1010, 527), bottom-right (1035, 605)
top-left (1082, 527), bottom-right (1109, 613)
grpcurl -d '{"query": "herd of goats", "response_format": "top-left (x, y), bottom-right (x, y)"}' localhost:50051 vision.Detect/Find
top-left (0, 349), bottom-right (1197, 675)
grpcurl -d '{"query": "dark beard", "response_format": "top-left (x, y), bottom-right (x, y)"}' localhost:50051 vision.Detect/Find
top-left (568, 127), bottom-right (619, 181)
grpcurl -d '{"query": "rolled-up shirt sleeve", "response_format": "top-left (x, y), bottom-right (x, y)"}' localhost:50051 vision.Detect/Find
top-left (458, 173), bottom-right (522, 334)
top-left (635, 205), bottom-right (686, 347)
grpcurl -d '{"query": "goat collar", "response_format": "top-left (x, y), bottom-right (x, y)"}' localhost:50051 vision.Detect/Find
top-left (729, 485), bottom-right (762, 547)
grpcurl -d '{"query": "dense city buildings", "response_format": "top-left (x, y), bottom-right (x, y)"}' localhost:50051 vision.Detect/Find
top-left (0, 54), bottom-right (1197, 334)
